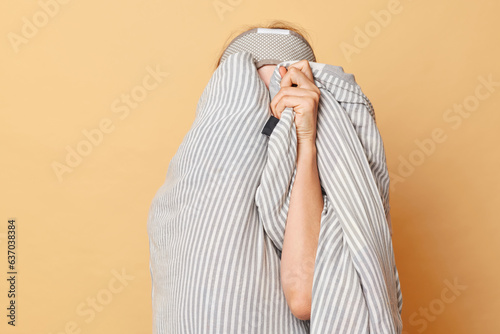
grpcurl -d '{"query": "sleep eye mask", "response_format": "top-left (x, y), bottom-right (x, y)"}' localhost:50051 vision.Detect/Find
top-left (219, 27), bottom-right (316, 69)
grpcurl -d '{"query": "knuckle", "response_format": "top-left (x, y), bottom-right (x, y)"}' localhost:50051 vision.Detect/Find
top-left (308, 90), bottom-right (319, 100)
top-left (308, 97), bottom-right (316, 107)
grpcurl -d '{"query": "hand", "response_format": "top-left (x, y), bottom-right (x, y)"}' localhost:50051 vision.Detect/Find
top-left (269, 59), bottom-right (321, 146)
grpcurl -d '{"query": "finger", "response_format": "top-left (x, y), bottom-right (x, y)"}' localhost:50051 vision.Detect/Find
top-left (279, 66), bottom-right (287, 78)
top-left (282, 59), bottom-right (314, 85)
top-left (274, 95), bottom-right (315, 119)
top-left (280, 67), bottom-right (311, 89)
top-left (280, 63), bottom-right (318, 93)
top-left (270, 87), bottom-right (317, 116)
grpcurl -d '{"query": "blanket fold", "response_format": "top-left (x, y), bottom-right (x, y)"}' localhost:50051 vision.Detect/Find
top-left (255, 55), bottom-right (402, 333)
top-left (147, 51), bottom-right (402, 334)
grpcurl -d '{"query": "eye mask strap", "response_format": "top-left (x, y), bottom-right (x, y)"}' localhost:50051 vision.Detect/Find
top-left (219, 27), bottom-right (316, 69)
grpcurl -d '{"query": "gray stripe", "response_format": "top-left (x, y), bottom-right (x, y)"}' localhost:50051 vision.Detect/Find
top-left (148, 51), bottom-right (403, 333)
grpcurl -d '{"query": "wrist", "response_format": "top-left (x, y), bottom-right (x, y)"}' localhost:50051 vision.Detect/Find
top-left (297, 141), bottom-right (317, 160)
top-left (297, 135), bottom-right (316, 147)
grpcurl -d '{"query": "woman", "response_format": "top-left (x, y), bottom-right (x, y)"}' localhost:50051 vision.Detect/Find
top-left (148, 20), bottom-right (402, 334)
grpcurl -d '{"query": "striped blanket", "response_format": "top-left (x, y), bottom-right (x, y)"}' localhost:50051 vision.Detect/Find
top-left (147, 51), bottom-right (403, 333)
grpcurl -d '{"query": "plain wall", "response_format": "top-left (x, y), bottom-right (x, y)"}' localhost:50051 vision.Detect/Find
top-left (1, 0), bottom-right (498, 333)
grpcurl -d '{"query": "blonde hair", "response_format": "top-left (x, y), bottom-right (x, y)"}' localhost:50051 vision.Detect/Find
top-left (213, 20), bottom-right (315, 71)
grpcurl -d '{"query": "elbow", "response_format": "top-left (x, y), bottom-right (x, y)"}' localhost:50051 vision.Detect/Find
top-left (288, 292), bottom-right (312, 321)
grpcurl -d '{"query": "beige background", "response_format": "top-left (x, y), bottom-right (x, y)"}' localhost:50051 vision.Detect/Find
top-left (1, 0), bottom-right (499, 333)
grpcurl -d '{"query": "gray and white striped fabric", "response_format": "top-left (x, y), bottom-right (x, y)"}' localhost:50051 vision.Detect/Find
top-left (147, 51), bottom-right (403, 333)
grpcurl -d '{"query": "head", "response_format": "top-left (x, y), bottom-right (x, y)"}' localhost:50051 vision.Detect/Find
top-left (214, 20), bottom-right (316, 89)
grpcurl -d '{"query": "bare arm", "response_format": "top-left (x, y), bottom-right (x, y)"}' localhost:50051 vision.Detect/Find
top-left (280, 141), bottom-right (323, 321)
top-left (269, 60), bottom-right (323, 321)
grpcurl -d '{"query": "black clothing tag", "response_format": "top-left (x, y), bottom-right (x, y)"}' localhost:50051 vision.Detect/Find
top-left (261, 115), bottom-right (279, 136)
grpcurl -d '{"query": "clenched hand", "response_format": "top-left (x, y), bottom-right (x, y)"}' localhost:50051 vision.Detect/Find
top-left (269, 59), bottom-right (321, 146)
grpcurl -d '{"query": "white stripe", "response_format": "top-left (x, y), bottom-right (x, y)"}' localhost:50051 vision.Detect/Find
top-left (257, 27), bottom-right (290, 34)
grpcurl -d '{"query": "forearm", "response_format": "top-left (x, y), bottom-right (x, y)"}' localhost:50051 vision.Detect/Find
top-left (281, 142), bottom-right (324, 320)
